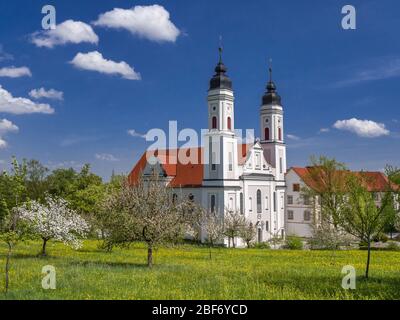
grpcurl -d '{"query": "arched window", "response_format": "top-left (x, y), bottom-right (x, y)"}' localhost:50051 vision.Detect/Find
top-left (265, 127), bottom-right (270, 140)
top-left (278, 127), bottom-right (282, 141)
top-left (227, 117), bottom-right (232, 130)
top-left (212, 116), bottom-right (217, 129)
top-left (257, 190), bottom-right (262, 213)
top-left (211, 195), bottom-right (216, 213)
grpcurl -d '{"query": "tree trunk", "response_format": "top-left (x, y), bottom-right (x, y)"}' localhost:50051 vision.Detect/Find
top-left (232, 237), bottom-right (236, 248)
top-left (41, 238), bottom-right (48, 256)
top-left (209, 245), bottom-right (212, 260)
top-left (365, 239), bottom-right (371, 279)
top-left (147, 246), bottom-right (153, 268)
top-left (5, 243), bottom-right (12, 294)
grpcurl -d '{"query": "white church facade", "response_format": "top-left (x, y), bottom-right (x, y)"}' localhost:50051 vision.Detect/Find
top-left (128, 49), bottom-right (396, 245)
top-left (129, 49), bottom-right (287, 245)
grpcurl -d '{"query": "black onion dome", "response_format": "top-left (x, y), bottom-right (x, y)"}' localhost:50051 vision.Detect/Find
top-left (262, 67), bottom-right (281, 105)
top-left (209, 48), bottom-right (232, 90)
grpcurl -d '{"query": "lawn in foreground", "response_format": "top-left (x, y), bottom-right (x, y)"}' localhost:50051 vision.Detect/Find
top-left (1, 240), bottom-right (399, 300)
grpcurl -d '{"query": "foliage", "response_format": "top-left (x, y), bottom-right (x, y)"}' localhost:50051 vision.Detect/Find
top-left (0, 205), bottom-right (32, 293)
top-left (223, 210), bottom-right (246, 248)
top-left (25, 159), bottom-right (49, 202)
top-left (239, 220), bottom-right (257, 248)
top-left (284, 236), bottom-right (304, 250)
top-left (0, 158), bottom-right (28, 214)
top-left (251, 242), bottom-right (271, 249)
top-left (301, 156), bottom-right (349, 230)
top-left (308, 220), bottom-right (354, 250)
top-left (340, 174), bottom-right (397, 278)
top-left (386, 241), bottom-right (400, 251)
top-left (2, 240), bottom-right (400, 300)
top-left (17, 196), bottom-right (90, 255)
top-left (100, 173), bottom-right (193, 267)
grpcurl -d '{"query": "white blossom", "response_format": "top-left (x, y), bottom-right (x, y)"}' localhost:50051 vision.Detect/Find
top-left (17, 196), bottom-right (90, 249)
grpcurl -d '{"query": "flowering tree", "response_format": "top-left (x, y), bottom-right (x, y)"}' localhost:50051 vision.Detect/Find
top-left (239, 219), bottom-right (257, 248)
top-left (223, 210), bottom-right (246, 248)
top-left (17, 196), bottom-right (90, 256)
top-left (100, 173), bottom-right (193, 268)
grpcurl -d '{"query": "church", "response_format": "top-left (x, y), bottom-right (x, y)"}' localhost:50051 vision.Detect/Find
top-left (129, 48), bottom-right (287, 246)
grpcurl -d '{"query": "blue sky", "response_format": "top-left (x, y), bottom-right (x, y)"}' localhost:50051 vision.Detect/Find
top-left (0, 0), bottom-right (399, 179)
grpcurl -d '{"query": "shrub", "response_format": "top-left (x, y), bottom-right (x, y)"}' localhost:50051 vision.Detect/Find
top-left (251, 242), bottom-right (271, 249)
top-left (386, 241), bottom-right (400, 251)
top-left (373, 233), bottom-right (389, 243)
top-left (284, 237), bottom-right (303, 250)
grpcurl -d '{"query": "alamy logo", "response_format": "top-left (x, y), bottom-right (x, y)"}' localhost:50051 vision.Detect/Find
top-left (42, 5), bottom-right (56, 30)
top-left (341, 265), bottom-right (356, 290)
top-left (341, 5), bottom-right (356, 30)
top-left (42, 265), bottom-right (56, 290)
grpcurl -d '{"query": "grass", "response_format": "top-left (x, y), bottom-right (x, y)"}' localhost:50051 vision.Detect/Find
top-left (1, 240), bottom-right (400, 300)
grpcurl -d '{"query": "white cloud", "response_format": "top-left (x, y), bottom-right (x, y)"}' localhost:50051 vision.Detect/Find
top-left (333, 118), bottom-right (390, 138)
top-left (0, 118), bottom-right (19, 149)
top-left (286, 134), bottom-right (300, 141)
top-left (334, 58), bottom-right (400, 87)
top-left (31, 20), bottom-right (99, 48)
top-left (0, 45), bottom-right (13, 62)
top-left (0, 66), bottom-right (31, 78)
top-left (46, 160), bottom-right (84, 170)
top-left (127, 129), bottom-right (146, 138)
top-left (29, 87), bottom-right (64, 100)
top-left (0, 85), bottom-right (54, 115)
top-left (95, 153), bottom-right (119, 162)
top-left (93, 5), bottom-right (181, 43)
top-left (70, 51), bottom-right (141, 80)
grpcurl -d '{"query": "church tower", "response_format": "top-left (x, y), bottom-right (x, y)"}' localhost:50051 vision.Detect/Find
top-left (203, 47), bottom-right (239, 183)
top-left (260, 65), bottom-right (287, 181)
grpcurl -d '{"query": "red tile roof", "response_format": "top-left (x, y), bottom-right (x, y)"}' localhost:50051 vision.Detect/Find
top-left (290, 167), bottom-right (398, 192)
top-left (128, 144), bottom-right (253, 188)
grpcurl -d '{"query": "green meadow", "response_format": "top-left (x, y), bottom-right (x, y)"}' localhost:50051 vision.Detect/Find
top-left (1, 240), bottom-right (399, 300)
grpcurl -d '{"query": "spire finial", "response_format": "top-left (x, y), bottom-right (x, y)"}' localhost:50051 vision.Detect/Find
top-left (268, 58), bottom-right (273, 82)
top-left (218, 35), bottom-right (223, 63)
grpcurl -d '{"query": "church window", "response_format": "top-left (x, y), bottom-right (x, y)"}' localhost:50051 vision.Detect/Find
top-left (212, 116), bottom-right (217, 129)
top-left (172, 194), bottom-right (178, 204)
top-left (288, 210), bottom-right (294, 220)
top-left (279, 157), bottom-right (283, 174)
top-left (211, 152), bottom-right (217, 171)
top-left (265, 221), bottom-right (269, 232)
top-left (228, 152), bottom-right (233, 171)
top-left (304, 210), bottom-right (311, 221)
top-left (257, 190), bottom-right (262, 213)
top-left (265, 127), bottom-right (270, 140)
top-left (188, 194), bottom-right (194, 202)
top-left (287, 195), bottom-right (293, 205)
top-left (264, 196), bottom-right (269, 210)
top-left (278, 127), bottom-right (282, 140)
top-left (249, 197), bottom-right (253, 212)
top-left (227, 117), bottom-right (232, 130)
top-left (211, 195), bottom-right (216, 213)
top-left (273, 192), bottom-right (277, 212)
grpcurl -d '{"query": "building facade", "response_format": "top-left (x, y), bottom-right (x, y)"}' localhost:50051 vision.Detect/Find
top-left (129, 50), bottom-right (287, 246)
